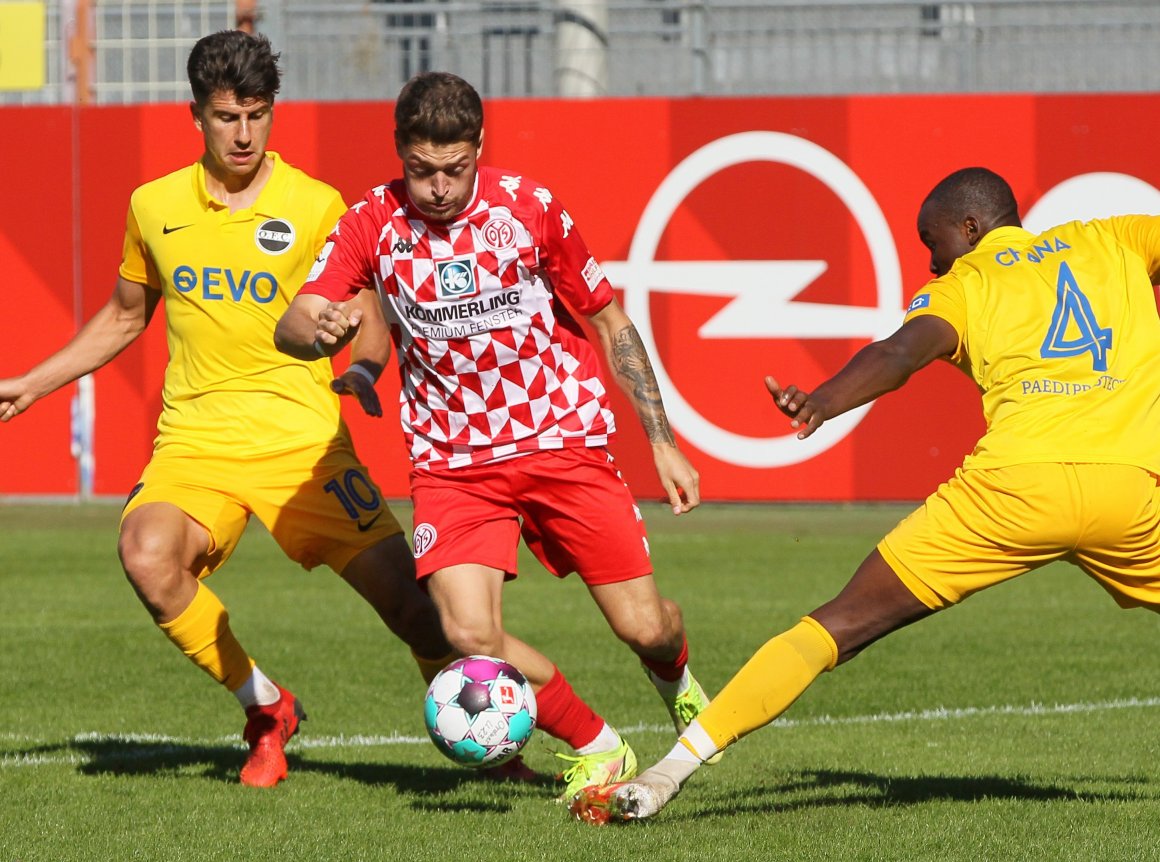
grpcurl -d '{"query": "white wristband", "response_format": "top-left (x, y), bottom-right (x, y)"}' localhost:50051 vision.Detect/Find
top-left (346, 363), bottom-right (377, 385)
top-left (312, 339), bottom-right (327, 357)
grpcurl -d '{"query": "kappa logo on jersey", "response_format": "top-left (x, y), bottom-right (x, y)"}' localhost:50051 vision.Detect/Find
top-left (393, 237), bottom-right (413, 254)
top-left (907, 294), bottom-right (931, 312)
top-left (436, 259), bottom-right (479, 300)
top-left (482, 218), bottom-right (517, 251)
top-left (413, 523), bottom-right (438, 557)
top-left (255, 218), bottom-right (295, 255)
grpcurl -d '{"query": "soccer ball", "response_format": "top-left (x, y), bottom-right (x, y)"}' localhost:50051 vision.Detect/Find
top-left (424, 655), bottom-right (537, 768)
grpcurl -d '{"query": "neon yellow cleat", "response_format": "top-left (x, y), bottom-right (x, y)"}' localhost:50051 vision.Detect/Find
top-left (667, 670), bottom-right (709, 734)
top-left (554, 736), bottom-right (638, 801)
top-left (661, 669), bottom-right (723, 764)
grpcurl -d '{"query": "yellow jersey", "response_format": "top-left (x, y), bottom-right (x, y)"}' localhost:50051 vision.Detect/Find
top-left (904, 217), bottom-right (1160, 471)
top-left (119, 152), bottom-right (348, 456)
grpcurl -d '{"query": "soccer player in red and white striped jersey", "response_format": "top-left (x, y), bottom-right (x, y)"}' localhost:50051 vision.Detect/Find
top-left (276, 72), bottom-right (713, 798)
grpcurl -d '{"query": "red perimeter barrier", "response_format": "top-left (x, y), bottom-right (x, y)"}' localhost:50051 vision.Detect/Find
top-left (2, 94), bottom-right (1158, 501)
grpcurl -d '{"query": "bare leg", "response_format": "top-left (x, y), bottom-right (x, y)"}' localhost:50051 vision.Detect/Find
top-left (339, 533), bottom-right (452, 660)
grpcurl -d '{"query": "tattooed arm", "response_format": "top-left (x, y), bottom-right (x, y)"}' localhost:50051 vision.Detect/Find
top-left (588, 299), bottom-right (701, 514)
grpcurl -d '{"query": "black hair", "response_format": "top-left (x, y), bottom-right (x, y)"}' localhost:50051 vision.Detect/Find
top-left (187, 30), bottom-right (281, 107)
top-left (922, 167), bottom-right (1019, 225)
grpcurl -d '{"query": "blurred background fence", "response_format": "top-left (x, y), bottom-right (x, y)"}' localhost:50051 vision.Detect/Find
top-left (5, 0), bottom-right (1159, 105)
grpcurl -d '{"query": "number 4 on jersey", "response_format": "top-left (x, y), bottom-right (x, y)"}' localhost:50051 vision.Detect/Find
top-left (1040, 261), bottom-right (1112, 372)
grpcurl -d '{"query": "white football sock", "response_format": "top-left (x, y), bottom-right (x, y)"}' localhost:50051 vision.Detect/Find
top-left (233, 665), bottom-right (280, 709)
top-left (646, 666), bottom-right (691, 700)
top-left (576, 722), bottom-right (623, 755)
top-left (677, 720), bottom-right (720, 762)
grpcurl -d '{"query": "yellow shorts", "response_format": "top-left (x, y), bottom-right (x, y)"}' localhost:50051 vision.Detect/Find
top-left (879, 463), bottom-right (1160, 611)
top-left (120, 439), bottom-right (402, 578)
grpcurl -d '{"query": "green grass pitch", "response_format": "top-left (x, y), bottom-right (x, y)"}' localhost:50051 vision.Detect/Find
top-left (2, 501), bottom-right (1159, 861)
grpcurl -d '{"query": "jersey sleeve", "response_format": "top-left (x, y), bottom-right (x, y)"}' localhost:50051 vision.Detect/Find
top-left (533, 185), bottom-right (615, 317)
top-left (903, 273), bottom-right (967, 362)
top-left (311, 187), bottom-right (348, 255)
top-left (117, 199), bottom-right (159, 288)
top-left (301, 194), bottom-right (383, 302)
top-left (1101, 215), bottom-right (1160, 281)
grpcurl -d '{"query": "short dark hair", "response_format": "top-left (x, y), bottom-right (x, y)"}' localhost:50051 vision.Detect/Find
top-left (922, 167), bottom-right (1019, 225)
top-left (187, 30), bottom-right (281, 107)
top-left (394, 72), bottom-right (483, 147)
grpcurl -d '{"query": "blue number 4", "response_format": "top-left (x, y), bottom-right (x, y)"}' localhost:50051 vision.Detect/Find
top-left (1040, 261), bottom-right (1112, 372)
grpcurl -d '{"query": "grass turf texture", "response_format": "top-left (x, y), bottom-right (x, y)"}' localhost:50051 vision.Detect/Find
top-left (2, 501), bottom-right (1159, 861)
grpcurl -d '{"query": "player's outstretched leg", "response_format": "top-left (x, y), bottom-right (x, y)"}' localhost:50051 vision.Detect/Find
top-left (240, 683), bottom-right (306, 788)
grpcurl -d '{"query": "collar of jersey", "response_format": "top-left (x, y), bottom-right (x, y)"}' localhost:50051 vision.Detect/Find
top-left (191, 150), bottom-right (287, 219)
top-left (976, 225), bottom-right (1034, 249)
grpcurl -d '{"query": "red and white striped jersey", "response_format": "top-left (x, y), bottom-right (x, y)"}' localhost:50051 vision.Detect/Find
top-left (301, 166), bottom-right (618, 469)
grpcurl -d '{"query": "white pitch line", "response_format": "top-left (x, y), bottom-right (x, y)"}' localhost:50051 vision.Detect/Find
top-left (4, 696), bottom-right (1159, 769)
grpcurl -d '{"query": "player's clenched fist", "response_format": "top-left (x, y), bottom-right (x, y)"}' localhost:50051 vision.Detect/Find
top-left (314, 301), bottom-right (363, 351)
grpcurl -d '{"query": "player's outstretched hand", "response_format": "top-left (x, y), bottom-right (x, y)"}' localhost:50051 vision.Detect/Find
top-left (765, 375), bottom-right (826, 439)
top-left (652, 443), bottom-right (700, 515)
top-left (0, 377), bottom-right (33, 423)
top-left (314, 301), bottom-right (362, 353)
top-left (331, 367), bottom-right (383, 418)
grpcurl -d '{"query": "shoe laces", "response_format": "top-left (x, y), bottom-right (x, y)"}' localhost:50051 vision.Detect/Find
top-left (672, 688), bottom-right (705, 726)
top-left (554, 751), bottom-right (597, 786)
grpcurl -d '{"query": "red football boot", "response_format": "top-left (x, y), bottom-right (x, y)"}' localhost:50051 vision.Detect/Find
top-left (239, 684), bottom-right (305, 788)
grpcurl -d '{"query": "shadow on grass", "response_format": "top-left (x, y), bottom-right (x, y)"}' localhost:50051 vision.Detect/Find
top-left (688, 768), bottom-right (1157, 819)
top-left (9, 736), bottom-right (555, 812)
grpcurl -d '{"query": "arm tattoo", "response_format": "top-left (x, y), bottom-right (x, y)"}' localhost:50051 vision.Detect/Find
top-left (610, 324), bottom-right (676, 445)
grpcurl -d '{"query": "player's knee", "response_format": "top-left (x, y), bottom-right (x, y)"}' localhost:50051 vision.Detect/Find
top-left (118, 529), bottom-right (173, 586)
top-left (619, 615), bottom-right (673, 654)
top-left (439, 617), bottom-right (503, 657)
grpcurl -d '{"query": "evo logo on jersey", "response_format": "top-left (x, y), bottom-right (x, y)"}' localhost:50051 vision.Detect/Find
top-left (173, 266), bottom-right (278, 303)
top-left (436, 258), bottom-right (479, 300)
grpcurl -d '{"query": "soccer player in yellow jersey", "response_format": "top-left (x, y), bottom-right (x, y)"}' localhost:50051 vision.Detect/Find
top-left (0, 30), bottom-right (454, 788)
top-left (570, 167), bottom-right (1160, 823)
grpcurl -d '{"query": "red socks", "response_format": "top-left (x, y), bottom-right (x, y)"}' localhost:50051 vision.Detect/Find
top-left (534, 667), bottom-right (606, 750)
top-left (640, 636), bottom-right (688, 683)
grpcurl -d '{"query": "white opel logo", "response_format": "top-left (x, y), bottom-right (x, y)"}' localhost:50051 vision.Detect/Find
top-left (605, 132), bottom-right (903, 468)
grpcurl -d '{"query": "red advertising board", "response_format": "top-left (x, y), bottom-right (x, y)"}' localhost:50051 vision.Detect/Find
top-left (3, 95), bottom-right (1158, 501)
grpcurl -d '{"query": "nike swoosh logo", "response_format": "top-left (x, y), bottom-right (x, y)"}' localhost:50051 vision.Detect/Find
top-left (162, 223), bottom-right (193, 235)
top-left (357, 512), bottom-right (383, 532)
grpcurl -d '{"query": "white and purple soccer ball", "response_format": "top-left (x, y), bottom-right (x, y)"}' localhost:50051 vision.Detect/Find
top-left (424, 655), bottom-right (537, 768)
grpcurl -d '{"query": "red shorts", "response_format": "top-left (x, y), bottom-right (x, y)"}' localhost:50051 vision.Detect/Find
top-left (409, 447), bottom-right (653, 585)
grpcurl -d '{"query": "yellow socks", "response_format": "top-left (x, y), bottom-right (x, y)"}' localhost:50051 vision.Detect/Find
top-left (412, 650), bottom-right (458, 685)
top-left (683, 617), bottom-right (838, 757)
top-left (157, 582), bottom-right (254, 691)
